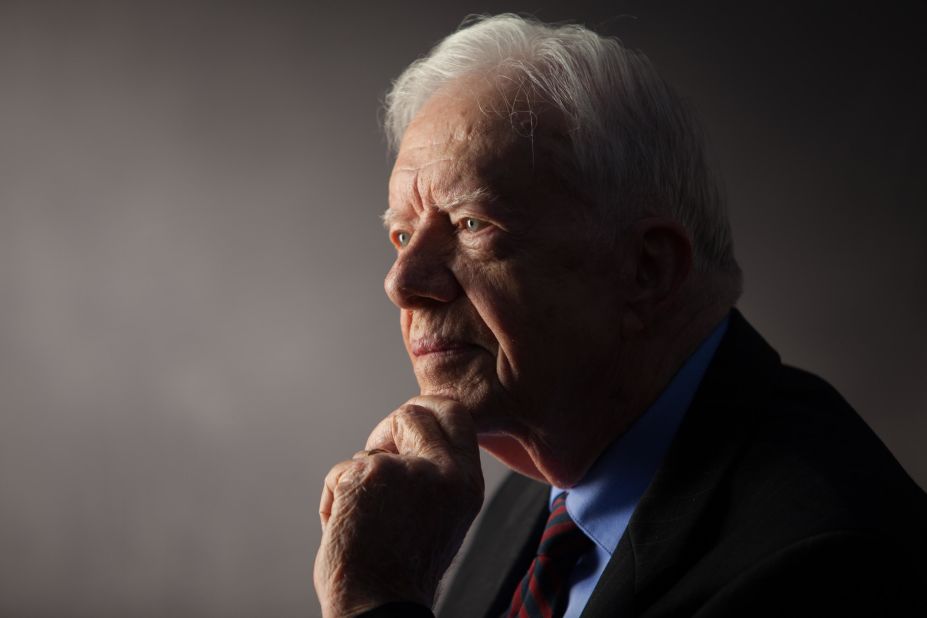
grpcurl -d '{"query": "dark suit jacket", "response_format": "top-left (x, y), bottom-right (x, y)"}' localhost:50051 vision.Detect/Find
top-left (432, 310), bottom-right (927, 617)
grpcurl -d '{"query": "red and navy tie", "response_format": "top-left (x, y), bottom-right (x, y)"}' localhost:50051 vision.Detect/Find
top-left (507, 492), bottom-right (593, 618)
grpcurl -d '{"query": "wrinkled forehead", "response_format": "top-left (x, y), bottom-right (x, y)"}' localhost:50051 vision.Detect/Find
top-left (389, 78), bottom-right (574, 206)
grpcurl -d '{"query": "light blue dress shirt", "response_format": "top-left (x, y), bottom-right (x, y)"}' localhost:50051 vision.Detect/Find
top-left (551, 315), bottom-right (729, 618)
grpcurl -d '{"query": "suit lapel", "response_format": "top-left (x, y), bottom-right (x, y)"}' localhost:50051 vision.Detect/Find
top-left (437, 472), bottom-right (549, 618)
top-left (580, 530), bottom-right (636, 616)
top-left (582, 310), bottom-right (781, 616)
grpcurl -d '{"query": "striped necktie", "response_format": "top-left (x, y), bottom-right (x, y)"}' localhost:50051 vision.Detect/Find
top-left (507, 492), bottom-right (593, 618)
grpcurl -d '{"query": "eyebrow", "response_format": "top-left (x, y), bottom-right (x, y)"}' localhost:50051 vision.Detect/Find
top-left (381, 186), bottom-right (497, 229)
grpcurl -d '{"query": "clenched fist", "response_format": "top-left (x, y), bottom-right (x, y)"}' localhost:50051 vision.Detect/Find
top-left (314, 396), bottom-right (484, 617)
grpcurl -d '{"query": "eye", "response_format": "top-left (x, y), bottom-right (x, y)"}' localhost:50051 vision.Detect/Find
top-left (393, 230), bottom-right (412, 248)
top-left (462, 217), bottom-right (488, 233)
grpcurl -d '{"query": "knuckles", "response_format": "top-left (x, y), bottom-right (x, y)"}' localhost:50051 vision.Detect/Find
top-left (316, 400), bottom-right (484, 613)
top-left (389, 405), bottom-right (443, 457)
top-left (330, 451), bottom-right (481, 516)
top-left (333, 454), bottom-right (401, 493)
top-left (393, 403), bottom-right (436, 429)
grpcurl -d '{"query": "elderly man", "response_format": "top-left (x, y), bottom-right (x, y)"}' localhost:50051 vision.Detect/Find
top-left (314, 15), bottom-right (926, 618)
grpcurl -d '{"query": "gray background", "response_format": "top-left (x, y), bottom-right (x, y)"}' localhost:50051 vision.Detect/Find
top-left (1, 1), bottom-right (924, 616)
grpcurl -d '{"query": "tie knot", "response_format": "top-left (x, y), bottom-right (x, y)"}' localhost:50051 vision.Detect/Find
top-left (538, 492), bottom-right (593, 560)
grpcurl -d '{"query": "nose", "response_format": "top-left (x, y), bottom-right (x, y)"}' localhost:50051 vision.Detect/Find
top-left (384, 229), bottom-right (461, 309)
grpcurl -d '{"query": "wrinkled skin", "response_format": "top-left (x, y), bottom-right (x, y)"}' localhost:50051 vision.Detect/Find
top-left (314, 77), bottom-right (628, 616)
top-left (381, 79), bottom-right (636, 488)
top-left (314, 396), bottom-right (483, 616)
top-left (314, 76), bottom-right (703, 616)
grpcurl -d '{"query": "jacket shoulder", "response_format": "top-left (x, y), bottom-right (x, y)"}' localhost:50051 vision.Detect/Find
top-left (635, 314), bottom-right (927, 616)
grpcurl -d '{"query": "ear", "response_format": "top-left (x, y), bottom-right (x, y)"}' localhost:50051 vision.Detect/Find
top-left (619, 217), bottom-right (694, 334)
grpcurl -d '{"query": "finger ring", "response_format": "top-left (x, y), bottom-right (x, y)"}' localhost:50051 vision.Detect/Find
top-left (362, 448), bottom-right (389, 457)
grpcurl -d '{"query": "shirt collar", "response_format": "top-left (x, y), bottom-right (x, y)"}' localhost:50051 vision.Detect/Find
top-left (550, 314), bottom-right (730, 555)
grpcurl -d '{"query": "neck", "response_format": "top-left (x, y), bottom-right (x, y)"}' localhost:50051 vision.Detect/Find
top-left (526, 289), bottom-right (731, 487)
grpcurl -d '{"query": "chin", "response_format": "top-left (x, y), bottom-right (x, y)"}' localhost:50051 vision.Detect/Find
top-left (417, 372), bottom-right (496, 408)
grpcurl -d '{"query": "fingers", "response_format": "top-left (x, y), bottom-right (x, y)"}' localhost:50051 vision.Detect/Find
top-left (319, 458), bottom-right (363, 529)
top-left (352, 448), bottom-right (389, 459)
top-left (411, 395), bottom-right (478, 455)
top-left (392, 404), bottom-right (451, 460)
top-left (315, 403), bottom-right (485, 617)
top-left (368, 404), bottom-right (449, 461)
top-left (364, 396), bottom-right (478, 465)
top-left (320, 396), bottom-right (480, 532)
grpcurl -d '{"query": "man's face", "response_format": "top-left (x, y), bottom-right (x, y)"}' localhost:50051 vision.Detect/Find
top-left (383, 80), bottom-right (627, 461)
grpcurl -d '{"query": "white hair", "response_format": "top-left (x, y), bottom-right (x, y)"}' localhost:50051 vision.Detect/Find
top-left (384, 14), bottom-right (741, 286)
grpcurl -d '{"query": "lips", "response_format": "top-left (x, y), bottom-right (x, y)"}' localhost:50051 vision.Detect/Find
top-left (411, 337), bottom-right (479, 357)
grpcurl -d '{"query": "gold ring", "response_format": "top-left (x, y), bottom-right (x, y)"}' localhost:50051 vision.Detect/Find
top-left (352, 448), bottom-right (390, 460)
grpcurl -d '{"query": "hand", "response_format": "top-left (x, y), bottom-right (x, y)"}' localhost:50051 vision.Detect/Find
top-left (314, 396), bottom-right (484, 617)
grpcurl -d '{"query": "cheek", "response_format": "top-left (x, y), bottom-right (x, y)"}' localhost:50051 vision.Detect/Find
top-left (475, 261), bottom-right (599, 376)
top-left (459, 265), bottom-right (536, 381)
top-left (457, 262), bottom-right (517, 332)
